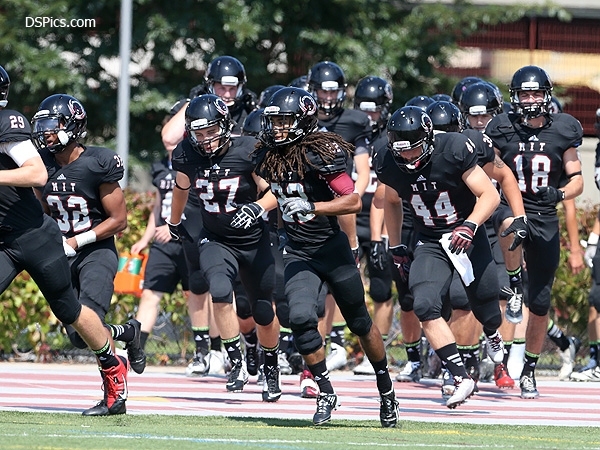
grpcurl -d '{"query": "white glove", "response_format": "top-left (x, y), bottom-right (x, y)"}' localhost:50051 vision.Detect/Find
top-left (584, 233), bottom-right (599, 268)
top-left (62, 236), bottom-right (76, 257)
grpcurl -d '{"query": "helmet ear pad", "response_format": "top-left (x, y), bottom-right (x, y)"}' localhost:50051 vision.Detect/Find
top-left (57, 130), bottom-right (70, 145)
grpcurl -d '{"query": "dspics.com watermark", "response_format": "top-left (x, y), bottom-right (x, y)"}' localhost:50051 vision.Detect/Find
top-left (25, 17), bottom-right (96, 28)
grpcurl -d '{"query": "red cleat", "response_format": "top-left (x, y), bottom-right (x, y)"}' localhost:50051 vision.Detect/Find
top-left (300, 369), bottom-right (319, 398)
top-left (494, 363), bottom-right (515, 389)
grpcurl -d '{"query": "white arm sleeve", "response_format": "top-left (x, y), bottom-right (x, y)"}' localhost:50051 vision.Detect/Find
top-left (0, 140), bottom-right (39, 166)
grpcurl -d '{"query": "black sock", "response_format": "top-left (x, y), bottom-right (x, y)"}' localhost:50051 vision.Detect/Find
top-left (547, 319), bottom-right (569, 351)
top-left (279, 328), bottom-right (292, 355)
top-left (330, 323), bottom-right (346, 347)
top-left (436, 343), bottom-right (469, 379)
top-left (192, 326), bottom-right (210, 356)
top-left (92, 340), bottom-right (119, 369)
top-left (405, 339), bottom-right (422, 364)
top-left (507, 266), bottom-right (523, 289)
top-left (307, 360), bottom-right (334, 394)
top-left (242, 328), bottom-right (258, 349)
top-left (522, 351), bottom-right (540, 377)
top-left (262, 344), bottom-right (279, 371)
top-left (502, 342), bottom-right (513, 366)
top-left (371, 356), bottom-right (393, 394)
top-left (223, 335), bottom-right (243, 367)
top-left (107, 323), bottom-right (135, 343)
top-left (591, 342), bottom-right (599, 362)
top-left (210, 336), bottom-right (222, 352)
top-left (140, 331), bottom-right (149, 349)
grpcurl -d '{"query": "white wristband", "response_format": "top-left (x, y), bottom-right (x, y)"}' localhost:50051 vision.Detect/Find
top-left (588, 232), bottom-right (599, 246)
top-left (75, 230), bottom-right (97, 248)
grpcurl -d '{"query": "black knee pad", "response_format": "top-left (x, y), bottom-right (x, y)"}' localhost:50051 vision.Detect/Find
top-left (188, 270), bottom-right (209, 295)
top-left (67, 329), bottom-right (88, 349)
top-left (369, 277), bottom-right (392, 303)
top-left (253, 299), bottom-right (275, 326)
top-left (275, 299), bottom-right (290, 329)
top-left (210, 274), bottom-right (234, 304)
top-left (292, 328), bottom-right (323, 355)
top-left (471, 300), bottom-right (502, 330)
top-left (590, 285), bottom-right (600, 314)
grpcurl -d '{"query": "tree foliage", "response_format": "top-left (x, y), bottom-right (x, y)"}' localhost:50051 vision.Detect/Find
top-left (0, 0), bottom-right (536, 172)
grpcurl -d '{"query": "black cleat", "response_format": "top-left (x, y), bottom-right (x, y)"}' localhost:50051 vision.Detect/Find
top-left (246, 345), bottom-right (259, 376)
top-left (379, 389), bottom-right (400, 428)
top-left (125, 319), bottom-right (146, 374)
top-left (313, 392), bottom-right (340, 425)
top-left (262, 366), bottom-right (282, 402)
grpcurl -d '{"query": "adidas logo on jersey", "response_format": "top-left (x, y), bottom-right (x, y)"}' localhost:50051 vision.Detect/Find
top-left (528, 135), bottom-right (539, 142)
top-left (57, 174), bottom-right (67, 180)
top-left (416, 175), bottom-right (426, 182)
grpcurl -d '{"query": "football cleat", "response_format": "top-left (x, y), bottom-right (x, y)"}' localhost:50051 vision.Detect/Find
top-left (82, 356), bottom-right (128, 416)
top-left (570, 365), bottom-right (600, 382)
top-left (558, 336), bottom-right (581, 381)
top-left (494, 363), bottom-right (515, 389)
top-left (326, 342), bottom-right (348, 371)
top-left (185, 353), bottom-right (208, 377)
top-left (379, 389), bottom-right (400, 428)
top-left (485, 331), bottom-right (505, 364)
top-left (396, 361), bottom-right (422, 382)
top-left (245, 345), bottom-right (259, 376)
top-left (353, 357), bottom-right (375, 375)
top-left (300, 369), bottom-right (319, 398)
top-left (446, 376), bottom-right (475, 409)
top-left (503, 285), bottom-right (524, 324)
top-left (262, 366), bottom-right (282, 402)
top-left (313, 392), bottom-right (340, 425)
top-left (441, 369), bottom-right (455, 400)
top-left (124, 319), bottom-right (146, 374)
top-left (519, 374), bottom-right (540, 399)
top-left (278, 352), bottom-right (293, 375)
top-left (226, 362), bottom-right (249, 392)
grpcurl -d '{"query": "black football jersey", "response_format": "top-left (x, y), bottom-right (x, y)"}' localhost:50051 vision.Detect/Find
top-left (254, 141), bottom-right (349, 249)
top-left (375, 132), bottom-right (478, 238)
top-left (150, 158), bottom-right (177, 226)
top-left (39, 146), bottom-right (124, 239)
top-left (462, 129), bottom-right (495, 168)
top-left (172, 136), bottom-right (263, 248)
top-left (0, 109), bottom-right (44, 229)
top-left (486, 112), bottom-right (583, 214)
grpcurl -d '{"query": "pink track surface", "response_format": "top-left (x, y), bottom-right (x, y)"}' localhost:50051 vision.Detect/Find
top-left (0, 362), bottom-right (598, 427)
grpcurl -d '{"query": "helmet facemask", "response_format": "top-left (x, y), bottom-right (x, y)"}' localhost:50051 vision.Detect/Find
top-left (31, 112), bottom-right (87, 154)
top-left (186, 119), bottom-right (231, 157)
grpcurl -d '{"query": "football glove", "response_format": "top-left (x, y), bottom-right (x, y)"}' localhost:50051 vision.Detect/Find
top-left (230, 202), bottom-right (265, 229)
top-left (500, 215), bottom-right (528, 251)
top-left (585, 232), bottom-right (599, 268)
top-left (369, 240), bottom-right (388, 272)
top-left (281, 197), bottom-right (315, 216)
top-left (62, 236), bottom-right (76, 257)
top-left (390, 244), bottom-right (411, 283)
top-left (535, 186), bottom-right (564, 206)
top-left (166, 219), bottom-right (193, 242)
top-left (449, 220), bottom-right (478, 254)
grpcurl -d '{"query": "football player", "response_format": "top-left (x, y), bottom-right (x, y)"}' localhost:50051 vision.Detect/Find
top-left (254, 87), bottom-right (399, 427)
top-left (0, 66), bottom-right (128, 417)
top-left (487, 65), bottom-right (584, 398)
top-left (169, 94), bottom-right (281, 401)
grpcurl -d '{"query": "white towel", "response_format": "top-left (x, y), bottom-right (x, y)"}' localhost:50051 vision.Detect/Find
top-left (440, 233), bottom-right (475, 286)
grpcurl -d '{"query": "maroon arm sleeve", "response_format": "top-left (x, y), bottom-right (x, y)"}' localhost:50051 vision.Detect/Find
top-left (323, 172), bottom-right (355, 196)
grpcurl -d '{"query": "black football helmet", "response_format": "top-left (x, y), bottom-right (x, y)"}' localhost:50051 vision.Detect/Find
top-left (185, 94), bottom-right (232, 156)
top-left (260, 87), bottom-right (318, 147)
top-left (205, 56), bottom-right (247, 107)
top-left (353, 76), bottom-right (393, 131)
top-left (405, 95), bottom-right (434, 111)
top-left (459, 81), bottom-right (503, 129)
top-left (289, 75), bottom-right (309, 90)
top-left (426, 101), bottom-right (462, 133)
top-left (0, 65), bottom-right (9, 108)
top-left (31, 94), bottom-right (87, 153)
top-left (307, 61), bottom-right (347, 116)
top-left (509, 65), bottom-right (553, 119)
top-left (387, 106), bottom-right (434, 173)
top-left (451, 76), bottom-right (483, 104)
top-left (431, 93), bottom-right (453, 103)
top-left (242, 108), bottom-right (264, 137)
top-left (258, 85), bottom-right (286, 108)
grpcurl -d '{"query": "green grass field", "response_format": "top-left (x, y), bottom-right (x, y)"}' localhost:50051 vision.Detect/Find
top-left (0, 412), bottom-right (598, 450)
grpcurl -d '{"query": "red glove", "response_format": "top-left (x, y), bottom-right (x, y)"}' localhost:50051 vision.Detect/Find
top-left (390, 244), bottom-right (411, 283)
top-left (448, 220), bottom-right (478, 254)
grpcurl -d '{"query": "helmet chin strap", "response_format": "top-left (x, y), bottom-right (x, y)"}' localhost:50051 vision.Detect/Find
top-left (0, 100), bottom-right (7, 107)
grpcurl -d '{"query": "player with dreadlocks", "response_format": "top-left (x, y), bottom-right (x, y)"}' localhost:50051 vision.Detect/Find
top-left (251, 87), bottom-right (399, 427)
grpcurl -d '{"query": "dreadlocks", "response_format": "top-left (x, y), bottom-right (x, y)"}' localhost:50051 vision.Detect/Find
top-left (255, 131), bottom-right (354, 183)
